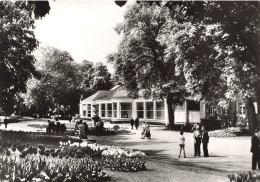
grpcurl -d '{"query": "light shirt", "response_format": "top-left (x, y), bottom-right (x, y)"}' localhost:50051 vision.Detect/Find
top-left (178, 134), bottom-right (185, 145)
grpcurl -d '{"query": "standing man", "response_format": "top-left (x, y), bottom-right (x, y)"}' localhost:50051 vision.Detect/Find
top-left (201, 126), bottom-right (209, 157)
top-left (251, 129), bottom-right (260, 170)
top-left (134, 117), bottom-right (139, 130)
top-left (130, 118), bottom-right (134, 130)
top-left (193, 125), bottom-right (202, 157)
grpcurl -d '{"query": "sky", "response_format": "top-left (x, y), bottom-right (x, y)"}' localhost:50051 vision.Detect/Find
top-left (34, 0), bottom-right (135, 73)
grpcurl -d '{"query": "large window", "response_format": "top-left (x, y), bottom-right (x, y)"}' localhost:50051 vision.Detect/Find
top-left (107, 103), bottom-right (112, 117)
top-left (121, 103), bottom-right (132, 118)
top-left (222, 107), bottom-right (228, 115)
top-left (87, 104), bottom-right (91, 117)
top-left (239, 102), bottom-right (246, 115)
top-left (101, 104), bottom-right (106, 117)
top-left (113, 103), bottom-right (117, 118)
top-left (82, 104), bottom-right (87, 116)
top-left (156, 102), bottom-right (164, 120)
top-left (146, 102), bottom-right (154, 119)
top-left (137, 102), bottom-right (144, 119)
top-left (209, 106), bottom-right (214, 116)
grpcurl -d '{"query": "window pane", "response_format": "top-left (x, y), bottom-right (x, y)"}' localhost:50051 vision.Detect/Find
top-left (108, 111), bottom-right (112, 117)
top-left (156, 111), bottom-right (164, 120)
top-left (83, 111), bottom-right (86, 116)
top-left (156, 102), bottom-right (164, 110)
top-left (83, 104), bottom-right (87, 110)
top-left (87, 111), bottom-right (91, 117)
top-left (107, 103), bottom-right (112, 110)
top-left (137, 102), bottom-right (144, 110)
top-left (146, 102), bottom-right (153, 110)
top-left (101, 111), bottom-right (106, 117)
top-left (147, 111), bottom-right (154, 119)
top-left (101, 104), bottom-right (105, 110)
top-left (87, 104), bottom-right (91, 110)
top-left (114, 111), bottom-right (117, 118)
top-left (121, 103), bottom-right (132, 110)
top-left (121, 111), bottom-right (132, 118)
top-left (137, 111), bottom-right (144, 119)
top-left (113, 103), bottom-right (117, 110)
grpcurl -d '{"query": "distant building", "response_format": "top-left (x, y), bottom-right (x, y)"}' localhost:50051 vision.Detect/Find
top-left (79, 86), bottom-right (200, 125)
top-left (79, 86), bottom-right (259, 127)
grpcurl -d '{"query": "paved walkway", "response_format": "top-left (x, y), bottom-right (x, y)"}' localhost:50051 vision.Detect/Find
top-left (1, 119), bottom-right (252, 172)
top-left (95, 124), bottom-right (251, 172)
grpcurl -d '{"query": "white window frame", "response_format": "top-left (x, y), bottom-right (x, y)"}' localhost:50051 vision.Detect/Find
top-left (146, 102), bottom-right (154, 120)
top-left (82, 104), bottom-right (87, 116)
top-left (113, 103), bottom-right (117, 118)
top-left (156, 102), bottom-right (165, 120)
top-left (87, 104), bottom-right (91, 117)
top-left (209, 106), bottom-right (214, 116)
top-left (101, 103), bottom-right (106, 117)
top-left (136, 102), bottom-right (144, 119)
top-left (120, 102), bottom-right (132, 119)
top-left (107, 103), bottom-right (112, 118)
top-left (222, 107), bottom-right (228, 116)
top-left (239, 102), bottom-right (246, 115)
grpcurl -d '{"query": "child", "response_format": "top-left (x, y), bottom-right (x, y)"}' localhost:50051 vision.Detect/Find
top-left (178, 130), bottom-right (186, 158)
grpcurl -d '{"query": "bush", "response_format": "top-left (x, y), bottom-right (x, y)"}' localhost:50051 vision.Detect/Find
top-left (228, 171), bottom-right (260, 182)
top-left (113, 125), bottom-right (120, 130)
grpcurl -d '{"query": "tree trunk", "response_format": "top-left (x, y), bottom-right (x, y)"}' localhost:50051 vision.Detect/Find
top-left (166, 94), bottom-right (174, 130)
top-left (247, 98), bottom-right (257, 134)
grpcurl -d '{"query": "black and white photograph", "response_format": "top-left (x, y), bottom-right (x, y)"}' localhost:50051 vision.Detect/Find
top-left (0, 0), bottom-right (260, 181)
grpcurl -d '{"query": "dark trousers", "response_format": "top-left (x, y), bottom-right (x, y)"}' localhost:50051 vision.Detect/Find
top-left (252, 153), bottom-right (260, 170)
top-left (203, 142), bottom-right (209, 157)
top-left (194, 142), bottom-right (201, 156)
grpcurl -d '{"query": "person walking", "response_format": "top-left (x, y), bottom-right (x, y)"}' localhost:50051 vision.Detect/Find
top-left (201, 126), bottom-right (209, 157)
top-left (178, 130), bottom-right (186, 158)
top-left (130, 118), bottom-right (134, 130)
top-left (251, 129), bottom-right (260, 170)
top-left (134, 117), bottom-right (139, 130)
top-left (193, 125), bottom-right (202, 157)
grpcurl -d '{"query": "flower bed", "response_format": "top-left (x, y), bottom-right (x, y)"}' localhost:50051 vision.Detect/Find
top-left (0, 154), bottom-right (109, 182)
top-left (208, 128), bottom-right (238, 137)
top-left (1, 139), bottom-right (147, 173)
top-left (0, 130), bottom-right (82, 144)
top-left (228, 171), bottom-right (260, 182)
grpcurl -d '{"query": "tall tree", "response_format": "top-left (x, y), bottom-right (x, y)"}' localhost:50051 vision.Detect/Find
top-left (165, 1), bottom-right (260, 132)
top-left (108, 3), bottom-right (188, 129)
top-left (0, 1), bottom-right (51, 115)
top-left (30, 47), bottom-right (82, 115)
top-left (79, 62), bottom-right (113, 99)
top-left (0, 1), bottom-right (40, 114)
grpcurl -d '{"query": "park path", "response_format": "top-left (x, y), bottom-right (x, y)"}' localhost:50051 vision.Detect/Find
top-left (94, 124), bottom-right (251, 172)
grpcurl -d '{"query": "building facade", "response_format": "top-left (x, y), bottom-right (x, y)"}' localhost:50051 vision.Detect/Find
top-left (79, 86), bottom-right (258, 126)
top-left (79, 86), bottom-right (200, 125)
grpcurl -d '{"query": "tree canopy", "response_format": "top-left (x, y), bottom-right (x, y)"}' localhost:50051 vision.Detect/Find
top-left (108, 3), bottom-right (188, 128)
top-left (0, 1), bottom-right (40, 114)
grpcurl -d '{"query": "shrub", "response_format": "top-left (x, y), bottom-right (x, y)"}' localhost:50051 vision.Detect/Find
top-left (228, 171), bottom-right (260, 182)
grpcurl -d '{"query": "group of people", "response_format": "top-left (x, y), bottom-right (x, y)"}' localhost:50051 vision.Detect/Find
top-left (178, 124), bottom-right (209, 158)
top-left (130, 118), bottom-right (151, 139)
top-left (75, 120), bottom-right (89, 139)
top-left (130, 117), bottom-right (139, 130)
